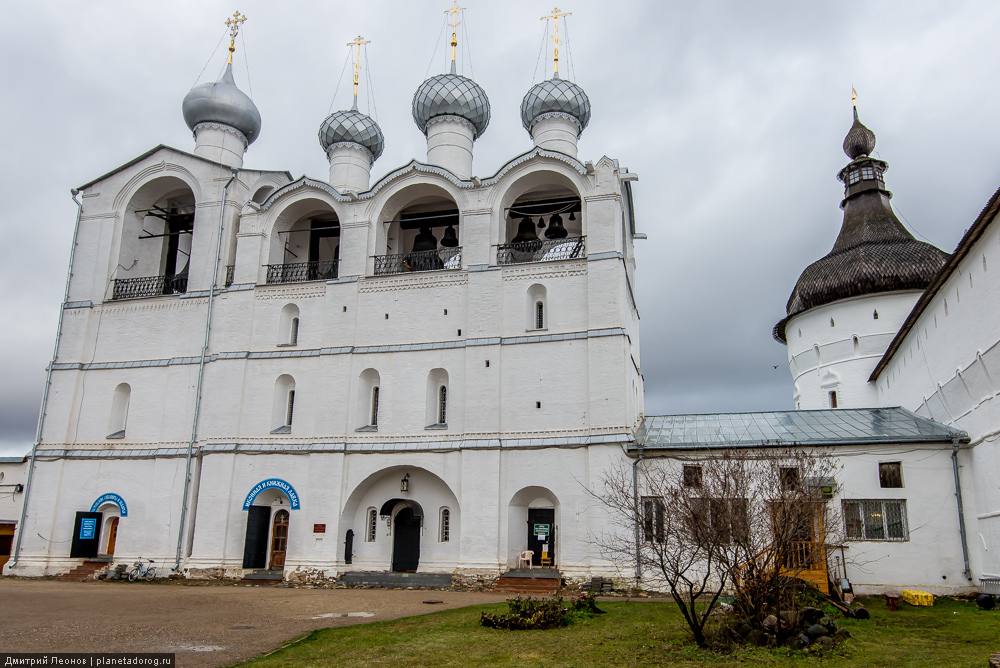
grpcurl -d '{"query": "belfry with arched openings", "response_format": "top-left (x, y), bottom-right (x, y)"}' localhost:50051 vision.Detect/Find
top-left (8, 8), bottom-right (642, 585)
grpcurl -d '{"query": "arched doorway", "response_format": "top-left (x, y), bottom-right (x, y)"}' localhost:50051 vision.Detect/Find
top-left (106, 518), bottom-right (119, 556)
top-left (269, 510), bottom-right (289, 570)
top-left (508, 486), bottom-right (559, 568)
top-left (392, 507), bottom-right (421, 573)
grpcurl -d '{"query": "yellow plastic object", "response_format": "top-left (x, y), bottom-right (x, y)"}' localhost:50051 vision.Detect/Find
top-left (901, 590), bottom-right (934, 606)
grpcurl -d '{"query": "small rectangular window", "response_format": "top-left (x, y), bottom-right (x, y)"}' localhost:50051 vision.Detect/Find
top-left (285, 391), bottom-right (295, 427)
top-left (828, 390), bottom-right (838, 408)
top-left (843, 499), bottom-right (908, 541)
top-left (682, 465), bottom-right (702, 488)
top-left (780, 467), bottom-right (800, 492)
top-left (536, 302), bottom-right (545, 329)
top-left (440, 508), bottom-right (450, 542)
top-left (366, 509), bottom-right (377, 542)
top-left (879, 462), bottom-right (903, 488)
top-left (290, 317), bottom-right (299, 346)
top-left (370, 387), bottom-right (379, 426)
top-left (642, 496), bottom-right (665, 543)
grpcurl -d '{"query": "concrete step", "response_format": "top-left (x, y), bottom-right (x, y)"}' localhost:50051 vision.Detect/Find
top-left (338, 572), bottom-right (453, 588)
top-left (502, 568), bottom-right (561, 579)
top-left (241, 569), bottom-right (284, 583)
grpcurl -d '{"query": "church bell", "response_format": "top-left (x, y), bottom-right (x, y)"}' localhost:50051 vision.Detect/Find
top-left (411, 226), bottom-right (438, 253)
top-left (544, 213), bottom-right (568, 239)
top-left (440, 224), bottom-right (459, 247)
top-left (512, 216), bottom-right (541, 243)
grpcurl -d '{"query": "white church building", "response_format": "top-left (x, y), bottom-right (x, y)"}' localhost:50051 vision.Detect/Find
top-left (4, 14), bottom-right (999, 596)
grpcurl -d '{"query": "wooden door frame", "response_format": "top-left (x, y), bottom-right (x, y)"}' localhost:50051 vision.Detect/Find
top-left (269, 509), bottom-right (289, 570)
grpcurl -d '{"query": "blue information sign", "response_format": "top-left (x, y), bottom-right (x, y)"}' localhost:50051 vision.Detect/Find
top-left (79, 518), bottom-right (97, 540)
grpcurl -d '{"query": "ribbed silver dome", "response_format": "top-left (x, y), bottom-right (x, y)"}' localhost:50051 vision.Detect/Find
top-left (520, 75), bottom-right (591, 133)
top-left (182, 64), bottom-right (262, 145)
top-left (318, 107), bottom-right (384, 161)
top-left (412, 72), bottom-right (490, 138)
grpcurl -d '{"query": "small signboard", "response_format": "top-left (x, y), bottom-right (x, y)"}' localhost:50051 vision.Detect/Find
top-left (313, 524), bottom-right (326, 534)
top-left (533, 523), bottom-right (550, 537)
top-left (79, 518), bottom-right (97, 540)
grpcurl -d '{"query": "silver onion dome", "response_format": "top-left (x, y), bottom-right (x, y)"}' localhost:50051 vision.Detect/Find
top-left (520, 74), bottom-right (591, 133)
top-left (182, 64), bottom-right (262, 145)
top-left (412, 72), bottom-right (490, 138)
top-left (318, 106), bottom-right (385, 161)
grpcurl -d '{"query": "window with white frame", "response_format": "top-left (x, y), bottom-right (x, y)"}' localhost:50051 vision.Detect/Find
top-left (366, 508), bottom-right (377, 542)
top-left (278, 303), bottom-right (300, 346)
top-left (526, 283), bottom-right (547, 330)
top-left (439, 507), bottom-right (450, 542)
top-left (357, 369), bottom-right (380, 430)
top-left (878, 462), bottom-right (903, 488)
top-left (642, 496), bottom-right (665, 542)
top-left (425, 368), bottom-right (448, 428)
top-left (843, 499), bottom-right (909, 541)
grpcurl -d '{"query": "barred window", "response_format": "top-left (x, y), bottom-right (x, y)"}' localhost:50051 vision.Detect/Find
top-left (439, 508), bottom-right (450, 542)
top-left (879, 462), bottom-right (903, 488)
top-left (438, 386), bottom-right (447, 425)
top-left (366, 508), bottom-right (377, 542)
top-left (682, 465), bottom-right (702, 488)
top-left (843, 499), bottom-right (909, 541)
top-left (642, 496), bottom-right (665, 543)
top-left (370, 387), bottom-right (379, 426)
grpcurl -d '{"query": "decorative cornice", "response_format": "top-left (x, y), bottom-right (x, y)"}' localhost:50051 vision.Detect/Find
top-left (424, 114), bottom-right (477, 137)
top-left (258, 176), bottom-right (354, 212)
top-left (255, 285), bottom-right (327, 300)
top-left (528, 111), bottom-right (583, 137)
top-left (502, 261), bottom-right (587, 282)
top-left (193, 122), bottom-right (249, 149)
top-left (326, 141), bottom-right (375, 165)
top-left (358, 272), bottom-right (469, 293)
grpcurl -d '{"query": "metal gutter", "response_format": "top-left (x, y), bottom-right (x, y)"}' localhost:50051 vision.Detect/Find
top-left (9, 190), bottom-right (84, 569)
top-left (951, 435), bottom-right (972, 581)
top-left (173, 171), bottom-right (237, 572)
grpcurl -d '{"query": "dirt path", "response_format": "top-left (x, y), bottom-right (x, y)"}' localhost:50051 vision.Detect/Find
top-left (0, 579), bottom-right (509, 667)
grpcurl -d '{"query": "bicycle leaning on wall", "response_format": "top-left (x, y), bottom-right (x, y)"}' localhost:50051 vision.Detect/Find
top-left (127, 557), bottom-right (156, 581)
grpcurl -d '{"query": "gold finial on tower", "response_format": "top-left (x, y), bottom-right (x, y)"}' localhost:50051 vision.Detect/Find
top-left (347, 35), bottom-right (371, 104)
top-left (444, 1), bottom-right (466, 67)
top-left (541, 7), bottom-right (572, 76)
top-left (225, 11), bottom-right (247, 65)
top-left (852, 87), bottom-right (857, 106)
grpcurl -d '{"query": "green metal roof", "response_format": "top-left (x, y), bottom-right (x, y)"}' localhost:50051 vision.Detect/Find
top-left (636, 407), bottom-right (966, 450)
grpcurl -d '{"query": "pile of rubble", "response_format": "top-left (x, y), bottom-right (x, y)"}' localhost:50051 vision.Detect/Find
top-left (724, 605), bottom-right (860, 651)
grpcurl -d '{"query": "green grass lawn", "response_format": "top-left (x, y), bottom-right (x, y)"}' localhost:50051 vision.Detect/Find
top-left (235, 596), bottom-right (998, 667)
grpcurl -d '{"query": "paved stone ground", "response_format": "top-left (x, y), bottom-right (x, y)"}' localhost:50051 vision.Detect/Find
top-left (0, 579), bottom-right (510, 667)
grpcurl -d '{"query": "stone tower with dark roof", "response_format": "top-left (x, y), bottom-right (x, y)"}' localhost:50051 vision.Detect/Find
top-left (775, 104), bottom-right (949, 410)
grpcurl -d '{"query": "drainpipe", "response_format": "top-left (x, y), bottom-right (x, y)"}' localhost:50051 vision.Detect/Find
top-left (632, 444), bottom-right (643, 582)
top-left (950, 435), bottom-right (972, 581)
top-left (174, 171), bottom-right (237, 572)
top-left (9, 190), bottom-right (85, 570)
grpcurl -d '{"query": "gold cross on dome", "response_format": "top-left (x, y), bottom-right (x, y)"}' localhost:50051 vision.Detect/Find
top-left (444, 2), bottom-right (466, 63)
top-left (225, 11), bottom-right (247, 64)
top-left (347, 35), bottom-right (371, 101)
top-left (541, 7), bottom-right (572, 75)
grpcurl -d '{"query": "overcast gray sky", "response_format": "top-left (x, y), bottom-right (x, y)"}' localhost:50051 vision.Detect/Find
top-left (2, 1), bottom-right (998, 456)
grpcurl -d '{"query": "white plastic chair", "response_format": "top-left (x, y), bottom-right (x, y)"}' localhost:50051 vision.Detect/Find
top-left (517, 550), bottom-right (534, 569)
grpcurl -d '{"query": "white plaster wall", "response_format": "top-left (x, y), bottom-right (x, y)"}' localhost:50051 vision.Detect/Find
top-left (0, 459), bottom-right (28, 525)
top-left (785, 291), bottom-right (922, 410)
top-left (874, 214), bottom-right (1000, 580)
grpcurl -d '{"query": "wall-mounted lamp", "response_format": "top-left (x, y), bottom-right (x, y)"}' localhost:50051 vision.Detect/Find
top-left (400, 474), bottom-right (410, 493)
top-left (14, 484), bottom-right (24, 493)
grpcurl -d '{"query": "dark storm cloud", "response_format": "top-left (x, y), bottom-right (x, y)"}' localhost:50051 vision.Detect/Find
top-left (2, 1), bottom-right (999, 455)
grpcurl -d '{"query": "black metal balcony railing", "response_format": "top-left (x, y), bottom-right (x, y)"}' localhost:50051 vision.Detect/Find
top-left (266, 259), bottom-right (339, 284)
top-left (111, 273), bottom-right (188, 300)
top-left (374, 247), bottom-right (462, 276)
top-left (497, 236), bottom-right (586, 265)
top-left (224, 264), bottom-right (235, 288)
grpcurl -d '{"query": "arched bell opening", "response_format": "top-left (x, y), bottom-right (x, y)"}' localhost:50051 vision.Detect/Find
top-left (266, 198), bottom-right (341, 284)
top-left (375, 185), bottom-right (461, 275)
top-left (113, 176), bottom-right (197, 300)
top-left (507, 486), bottom-right (559, 568)
top-left (498, 172), bottom-right (583, 265)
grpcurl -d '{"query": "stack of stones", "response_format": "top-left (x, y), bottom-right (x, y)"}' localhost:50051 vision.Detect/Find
top-left (729, 607), bottom-right (851, 650)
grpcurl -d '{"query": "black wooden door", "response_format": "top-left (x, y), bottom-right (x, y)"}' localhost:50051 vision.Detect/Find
top-left (527, 508), bottom-right (555, 566)
top-left (242, 506), bottom-right (271, 569)
top-left (392, 508), bottom-right (421, 572)
top-left (344, 529), bottom-right (354, 565)
top-left (70, 512), bottom-right (103, 559)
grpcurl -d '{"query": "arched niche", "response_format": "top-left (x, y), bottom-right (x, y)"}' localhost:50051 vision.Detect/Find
top-left (266, 196), bottom-right (341, 283)
top-left (338, 465), bottom-right (460, 571)
top-left (373, 183), bottom-right (461, 275)
top-left (115, 175), bottom-right (197, 297)
top-left (507, 486), bottom-right (559, 567)
top-left (425, 368), bottom-right (449, 427)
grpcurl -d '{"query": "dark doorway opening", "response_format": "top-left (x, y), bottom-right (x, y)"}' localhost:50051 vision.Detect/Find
top-left (527, 508), bottom-right (555, 567)
top-left (344, 529), bottom-right (354, 565)
top-left (392, 507), bottom-right (421, 572)
top-left (70, 512), bottom-right (103, 559)
top-left (242, 506), bottom-right (271, 569)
